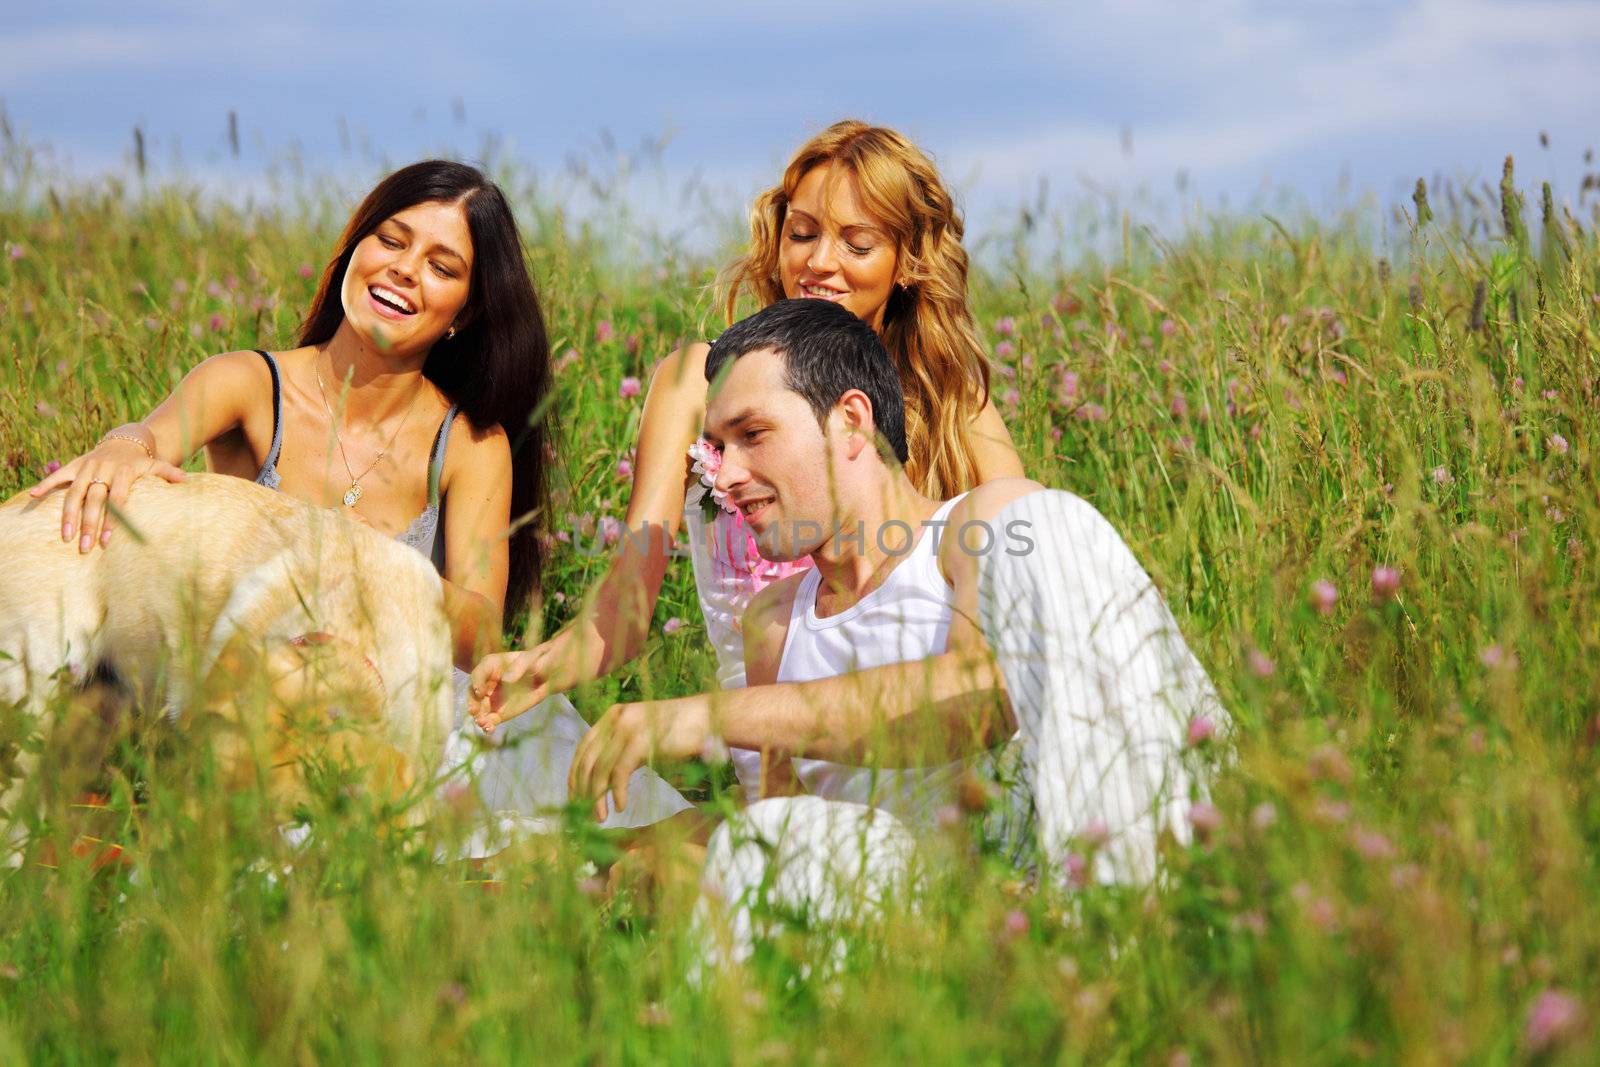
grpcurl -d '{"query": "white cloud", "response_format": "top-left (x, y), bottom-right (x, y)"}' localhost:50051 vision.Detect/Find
top-left (0, 27), bottom-right (188, 85)
top-left (0, 15), bottom-right (334, 90)
top-left (944, 0), bottom-right (1600, 192)
top-left (4, 0), bottom-right (1595, 232)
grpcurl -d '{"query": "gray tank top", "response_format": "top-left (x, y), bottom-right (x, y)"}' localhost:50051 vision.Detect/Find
top-left (252, 350), bottom-right (458, 571)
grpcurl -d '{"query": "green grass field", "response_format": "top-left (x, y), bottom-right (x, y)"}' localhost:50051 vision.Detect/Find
top-left (2, 136), bottom-right (1598, 1064)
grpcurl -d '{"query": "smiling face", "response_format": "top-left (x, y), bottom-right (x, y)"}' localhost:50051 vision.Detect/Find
top-left (703, 347), bottom-right (855, 562)
top-left (339, 199), bottom-right (474, 357)
top-left (778, 163), bottom-right (899, 332)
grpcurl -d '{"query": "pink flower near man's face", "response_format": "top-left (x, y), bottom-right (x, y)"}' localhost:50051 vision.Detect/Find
top-left (1309, 579), bottom-right (1337, 616)
top-left (619, 376), bottom-right (642, 399)
top-left (688, 438), bottom-right (722, 478)
top-left (687, 438), bottom-right (735, 514)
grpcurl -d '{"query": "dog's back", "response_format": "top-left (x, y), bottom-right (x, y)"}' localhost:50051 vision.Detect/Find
top-left (2, 475), bottom-right (325, 702)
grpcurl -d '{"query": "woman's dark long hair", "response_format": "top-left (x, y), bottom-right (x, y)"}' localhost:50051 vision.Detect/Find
top-left (299, 160), bottom-right (552, 627)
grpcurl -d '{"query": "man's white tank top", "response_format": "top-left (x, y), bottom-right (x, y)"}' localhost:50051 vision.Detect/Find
top-left (730, 495), bottom-right (969, 827)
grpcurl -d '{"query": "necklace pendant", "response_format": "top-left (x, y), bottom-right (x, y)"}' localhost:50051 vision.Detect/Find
top-left (343, 482), bottom-right (363, 507)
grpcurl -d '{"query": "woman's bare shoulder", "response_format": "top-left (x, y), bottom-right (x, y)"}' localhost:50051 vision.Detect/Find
top-left (437, 408), bottom-right (510, 496)
top-left (452, 413), bottom-right (510, 455)
top-left (173, 349), bottom-right (277, 409)
top-left (648, 341), bottom-right (712, 393)
top-left (195, 347), bottom-right (276, 380)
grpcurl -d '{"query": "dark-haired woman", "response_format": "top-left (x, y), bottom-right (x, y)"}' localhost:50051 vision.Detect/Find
top-left (32, 159), bottom-right (691, 834)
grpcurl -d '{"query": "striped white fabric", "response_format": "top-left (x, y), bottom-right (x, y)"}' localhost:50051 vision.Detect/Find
top-left (977, 489), bottom-right (1221, 883)
top-left (693, 489), bottom-right (1224, 965)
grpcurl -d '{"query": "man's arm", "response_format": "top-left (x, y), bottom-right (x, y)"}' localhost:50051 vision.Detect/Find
top-left (725, 648), bottom-right (1013, 760)
top-left (740, 574), bottom-right (807, 798)
top-left (568, 479), bottom-right (1050, 816)
top-left (568, 644), bottom-right (1014, 816)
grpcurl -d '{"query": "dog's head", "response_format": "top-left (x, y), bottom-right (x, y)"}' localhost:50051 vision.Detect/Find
top-left (199, 529), bottom-right (454, 823)
top-left (202, 628), bottom-right (416, 817)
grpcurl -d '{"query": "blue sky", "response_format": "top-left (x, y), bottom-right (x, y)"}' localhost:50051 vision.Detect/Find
top-left (3, 0), bottom-right (1596, 243)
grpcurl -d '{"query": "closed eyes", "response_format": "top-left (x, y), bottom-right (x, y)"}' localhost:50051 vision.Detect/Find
top-left (376, 233), bottom-right (457, 278)
top-left (787, 231), bottom-right (873, 256)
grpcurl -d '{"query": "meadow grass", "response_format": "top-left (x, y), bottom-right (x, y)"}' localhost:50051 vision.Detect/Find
top-left (2, 138), bottom-right (1598, 1065)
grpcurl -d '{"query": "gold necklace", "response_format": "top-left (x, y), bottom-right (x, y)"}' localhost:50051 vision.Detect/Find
top-left (313, 352), bottom-right (425, 507)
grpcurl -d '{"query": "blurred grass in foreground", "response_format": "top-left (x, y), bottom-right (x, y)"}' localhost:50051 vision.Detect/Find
top-left (2, 137), bottom-right (1599, 1064)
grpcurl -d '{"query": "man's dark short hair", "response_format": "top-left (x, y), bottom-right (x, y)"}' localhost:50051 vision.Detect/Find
top-left (704, 298), bottom-right (909, 465)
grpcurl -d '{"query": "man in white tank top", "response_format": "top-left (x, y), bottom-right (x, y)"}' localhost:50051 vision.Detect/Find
top-left (551, 300), bottom-right (1226, 968)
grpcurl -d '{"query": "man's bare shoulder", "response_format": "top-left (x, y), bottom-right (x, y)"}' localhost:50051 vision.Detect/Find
top-left (741, 569), bottom-right (810, 685)
top-left (745, 569), bottom-right (808, 632)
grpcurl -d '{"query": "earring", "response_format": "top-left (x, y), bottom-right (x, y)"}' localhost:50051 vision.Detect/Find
top-left (445, 324), bottom-right (457, 340)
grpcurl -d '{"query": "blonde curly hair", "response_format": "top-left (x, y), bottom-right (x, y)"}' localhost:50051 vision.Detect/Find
top-left (720, 119), bottom-right (991, 498)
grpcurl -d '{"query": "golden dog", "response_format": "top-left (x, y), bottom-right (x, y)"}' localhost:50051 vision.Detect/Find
top-left (0, 473), bottom-right (455, 825)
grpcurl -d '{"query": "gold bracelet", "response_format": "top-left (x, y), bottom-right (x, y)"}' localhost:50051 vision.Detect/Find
top-left (101, 429), bottom-right (155, 460)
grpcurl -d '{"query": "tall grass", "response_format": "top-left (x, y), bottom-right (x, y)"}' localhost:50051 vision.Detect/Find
top-left (2, 133), bottom-right (1598, 1064)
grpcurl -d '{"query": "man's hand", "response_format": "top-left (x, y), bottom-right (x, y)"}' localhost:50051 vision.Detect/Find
top-left (567, 695), bottom-right (714, 821)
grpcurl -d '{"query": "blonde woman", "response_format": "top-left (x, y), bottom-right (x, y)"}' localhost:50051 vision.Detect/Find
top-left (471, 119), bottom-right (1024, 748)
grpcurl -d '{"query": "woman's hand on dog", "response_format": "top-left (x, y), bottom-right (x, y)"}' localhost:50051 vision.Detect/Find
top-left (30, 430), bottom-right (186, 552)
